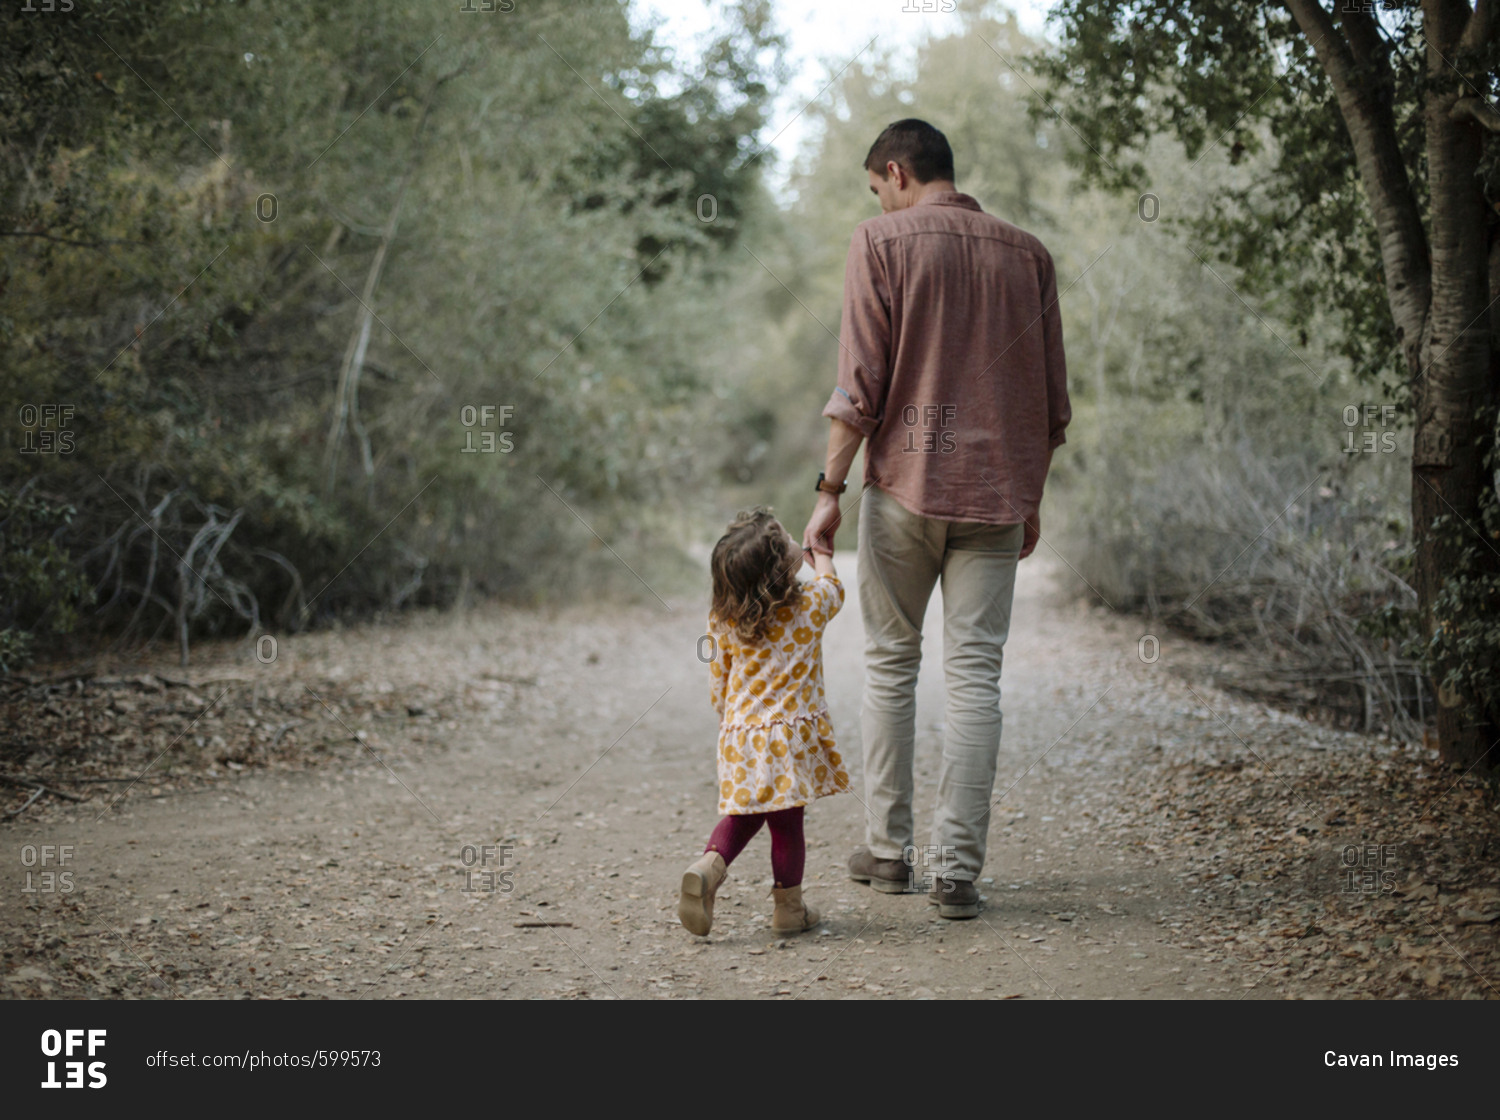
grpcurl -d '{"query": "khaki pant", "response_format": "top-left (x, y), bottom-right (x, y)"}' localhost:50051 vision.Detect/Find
top-left (857, 484), bottom-right (1022, 883)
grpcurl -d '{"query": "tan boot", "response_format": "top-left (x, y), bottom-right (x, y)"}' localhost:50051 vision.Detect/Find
top-left (770, 884), bottom-right (820, 934)
top-left (678, 851), bottom-right (728, 936)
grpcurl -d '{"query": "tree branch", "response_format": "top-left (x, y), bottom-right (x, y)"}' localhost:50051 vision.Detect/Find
top-left (321, 54), bottom-right (471, 499)
top-left (0, 774), bottom-right (86, 803)
top-left (1460, 0), bottom-right (1497, 51)
top-left (1282, 0), bottom-right (1431, 349)
top-left (1450, 95), bottom-right (1500, 130)
top-left (1340, 5), bottom-right (1390, 71)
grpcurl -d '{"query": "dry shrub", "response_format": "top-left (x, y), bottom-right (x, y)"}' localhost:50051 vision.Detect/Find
top-left (1067, 435), bottom-right (1426, 739)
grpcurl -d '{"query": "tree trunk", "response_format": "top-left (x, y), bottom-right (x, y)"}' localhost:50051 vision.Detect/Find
top-left (1287, 0), bottom-right (1498, 770)
top-left (1412, 0), bottom-right (1499, 772)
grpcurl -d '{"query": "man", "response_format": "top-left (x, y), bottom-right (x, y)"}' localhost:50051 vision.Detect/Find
top-left (802, 119), bottom-right (1070, 919)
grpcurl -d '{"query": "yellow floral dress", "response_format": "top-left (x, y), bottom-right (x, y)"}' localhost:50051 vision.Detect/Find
top-left (708, 573), bottom-right (849, 815)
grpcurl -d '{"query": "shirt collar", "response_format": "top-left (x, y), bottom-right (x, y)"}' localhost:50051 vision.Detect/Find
top-left (915, 191), bottom-right (983, 212)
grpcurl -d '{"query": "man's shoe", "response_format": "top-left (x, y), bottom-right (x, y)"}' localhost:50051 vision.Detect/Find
top-left (848, 846), bottom-right (912, 894)
top-left (927, 876), bottom-right (980, 919)
top-left (678, 851), bottom-right (728, 936)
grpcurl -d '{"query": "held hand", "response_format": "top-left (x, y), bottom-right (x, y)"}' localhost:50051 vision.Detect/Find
top-left (1019, 511), bottom-right (1040, 560)
top-left (803, 493), bottom-right (841, 556)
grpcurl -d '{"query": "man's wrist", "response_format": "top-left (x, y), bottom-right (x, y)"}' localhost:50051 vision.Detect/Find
top-left (815, 471), bottom-right (847, 495)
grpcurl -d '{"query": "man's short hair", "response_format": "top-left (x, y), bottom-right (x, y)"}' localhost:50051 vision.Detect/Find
top-left (863, 119), bottom-right (955, 184)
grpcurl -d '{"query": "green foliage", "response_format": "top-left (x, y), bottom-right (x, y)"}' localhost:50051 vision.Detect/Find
top-left (0, 484), bottom-right (93, 670)
top-left (1425, 409), bottom-right (1500, 735)
top-left (0, 0), bottom-right (784, 657)
top-left (1034, 0), bottom-right (1498, 738)
top-left (1033, 1), bottom-right (1499, 397)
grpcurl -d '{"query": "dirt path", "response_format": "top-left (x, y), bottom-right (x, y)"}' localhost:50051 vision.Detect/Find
top-left (3, 551), bottom-right (1473, 1000)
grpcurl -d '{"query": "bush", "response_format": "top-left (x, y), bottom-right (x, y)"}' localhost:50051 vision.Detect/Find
top-left (0, 483), bottom-right (93, 670)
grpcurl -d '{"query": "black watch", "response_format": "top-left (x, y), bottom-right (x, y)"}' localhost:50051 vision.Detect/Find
top-left (815, 472), bottom-right (847, 495)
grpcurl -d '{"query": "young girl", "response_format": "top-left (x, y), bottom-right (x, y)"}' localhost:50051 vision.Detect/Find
top-left (678, 507), bottom-right (848, 937)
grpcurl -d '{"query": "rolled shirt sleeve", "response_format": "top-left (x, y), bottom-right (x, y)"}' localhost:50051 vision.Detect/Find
top-left (1038, 249), bottom-right (1071, 451)
top-left (821, 223), bottom-right (890, 438)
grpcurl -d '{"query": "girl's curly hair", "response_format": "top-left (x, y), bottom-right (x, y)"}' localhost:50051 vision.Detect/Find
top-left (710, 507), bottom-right (803, 644)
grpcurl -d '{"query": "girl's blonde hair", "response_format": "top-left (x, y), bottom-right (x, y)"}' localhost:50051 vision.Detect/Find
top-left (710, 507), bottom-right (802, 644)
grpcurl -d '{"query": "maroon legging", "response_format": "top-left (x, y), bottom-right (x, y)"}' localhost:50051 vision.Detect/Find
top-left (705, 806), bottom-right (805, 888)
